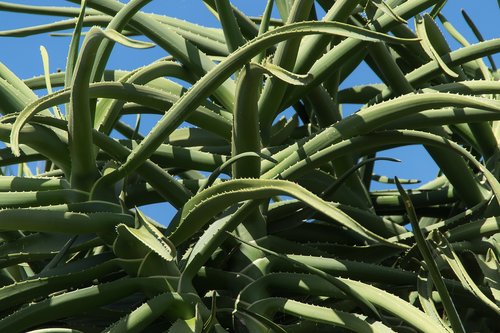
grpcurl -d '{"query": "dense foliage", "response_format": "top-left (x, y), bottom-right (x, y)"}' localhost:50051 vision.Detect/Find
top-left (0, 0), bottom-right (498, 332)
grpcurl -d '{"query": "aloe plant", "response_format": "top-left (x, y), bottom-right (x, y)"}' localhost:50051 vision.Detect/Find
top-left (0, 0), bottom-right (498, 332)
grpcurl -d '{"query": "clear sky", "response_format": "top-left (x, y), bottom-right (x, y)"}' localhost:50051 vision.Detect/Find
top-left (0, 1), bottom-right (498, 224)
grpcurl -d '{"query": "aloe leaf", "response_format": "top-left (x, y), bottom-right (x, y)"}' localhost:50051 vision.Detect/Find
top-left (0, 209), bottom-right (133, 234)
top-left (169, 179), bottom-right (403, 247)
top-left (231, 63), bottom-right (263, 181)
top-left (10, 27), bottom-right (153, 192)
top-left (39, 46), bottom-right (63, 119)
top-left (429, 0), bottom-right (448, 18)
top-left (253, 0), bottom-right (275, 63)
top-left (94, 60), bottom-right (190, 135)
top-left (461, 9), bottom-right (497, 70)
top-left (198, 152), bottom-right (276, 193)
top-left (90, 0), bottom-right (154, 83)
top-left (236, 268), bottom-right (462, 333)
top-left (321, 157), bottom-right (400, 198)
top-left (102, 20), bottom-right (418, 183)
top-left (274, 0), bottom-right (292, 21)
top-left (69, 0), bottom-right (236, 110)
top-left (0, 2), bottom-right (102, 17)
top-left (0, 176), bottom-right (67, 191)
top-left (415, 14), bottom-right (458, 78)
top-left (368, 0), bottom-right (407, 24)
top-left (68, 27), bottom-right (153, 192)
top-left (372, 175), bottom-right (420, 184)
top-left (0, 188), bottom-right (87, 209)
top-left (265, 92), bottom-right (500, 176)
top-left (251, 297), bottom-right (400, 332)
top-left (0, 63), bottom-right (37, 104)
top-left (0, 233), bottom-right (101, 269)
top-left (113, 208), bottom-right (176, 263)
top-left (0, 277), bottom-right (173, 332)
top-left (417, 268), bottom-right (451, 330)
top-left (0, 256), bottom-right (119, 312)
top-left (445, 217), bottom-right (500, 242)
top-left (0, 15), bottom-right (112, 36)
top-left (202, 291), bottom-right (217, 333)
top-left (176, 201), bottom-right (260, 294)
top-left (65, 0), bottom-right (87, 88)
top-left (233, 308), bottom-right (287, 333)
top-left (11, 80), bottom-right (232, 140)
top-left (373, 39), bottom-right (500, 102)
top-left (24, 114), bottom-right (192, 208)
top-left (0, 74), bottom-right (34, 116)
top-left (430, 231), bottom-right (500, 315)
top-left (229, 233), bottom-right (381, 318)
top-left (106, 292), bottom-right (201, 333)
top-left (475, 249), bottom-right (500, 305)
top-left (437, 13), bottom-right (491, 80)
top-left (283, 0), bottom-right (439, 108)
top-left (257, 0), bottom-right (314, 142)
top-left (214, 0), bottom-right (246, 53)
top-left (294, 0), bottom-right (363, 75)
top-left (26, 328), bottom-right (84, 333)
top-left (395, 177), bottom-right (465, 333)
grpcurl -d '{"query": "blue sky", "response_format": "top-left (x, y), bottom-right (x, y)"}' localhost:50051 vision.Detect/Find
top-left (0, 1), bottom-right (498, 224)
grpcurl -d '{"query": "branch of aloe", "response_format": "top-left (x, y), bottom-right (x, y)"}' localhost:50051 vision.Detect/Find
top-left (0, 209), bottom-right (133, 234)
top-left (198, 152), bottom-right (276, 193)
top-left (214, 0), bottom-right (246, 53)
top-left (281, 0), bottom-right (438, 109)
top-left (68, 27), bottom-right (154, 191)
top-left (395, 177), bottom-right (465, 333)
top-left (429, 230), bottom-right (500, 315)
top-left (371, 38), bottom-right (500, 103)
top-left (105, 292), bottom-right (207, 333)
top-left (64, 0), bottom-right (87, 90)
top-left (0, 256), bottom-right (123, 312)
top-left (89, 0), bottom-right (153, 83)
top-left (0, 62), bottom-right (38, 104)
top-left (417, 268), bottom-right (451, 331)
top-left (461, 9), bottom-right (497, 70)
top-left (0, 276), bottom-right (174, 333)
top-left (252, 0), bottom-right (274, 64)
top-left (16, 115), bottom-right (192, 208)
top-left (239, 275), bottom-right (453, 333)
top-left (437, 13), bottom-right (491, 80)
top-left (0, 15), bottom-right (119, 38)
top-left (293, 0), bottom-right (363, 74)
top-left (232, 62), bottom-right (310, 179)
top-left (94, 60), bottom-right (199, 135)
top-left (67, 0), bottom-right (236, 110)
top-left (229, 232), bottom-right (381, 318)
top-left (101, 20), bottom-right (418, 185)
top-left (257, 0), bottom-right (315, 143)
top-left (278, 129), bottom-right (499, 206)
top-left (39, 46), bottom-right (63, 119)
top-left (263, 93), bottom-right (499, 179)
top-left (169, 178), bottom-right (406, 247)
top-left (10, 81), bottom-right (233, 158)
top-left (0, 121), bottom-right (70, 174)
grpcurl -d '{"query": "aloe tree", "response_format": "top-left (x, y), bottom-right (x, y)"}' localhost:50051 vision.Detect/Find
top-left (0, 0), bottom-right (498, 332)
